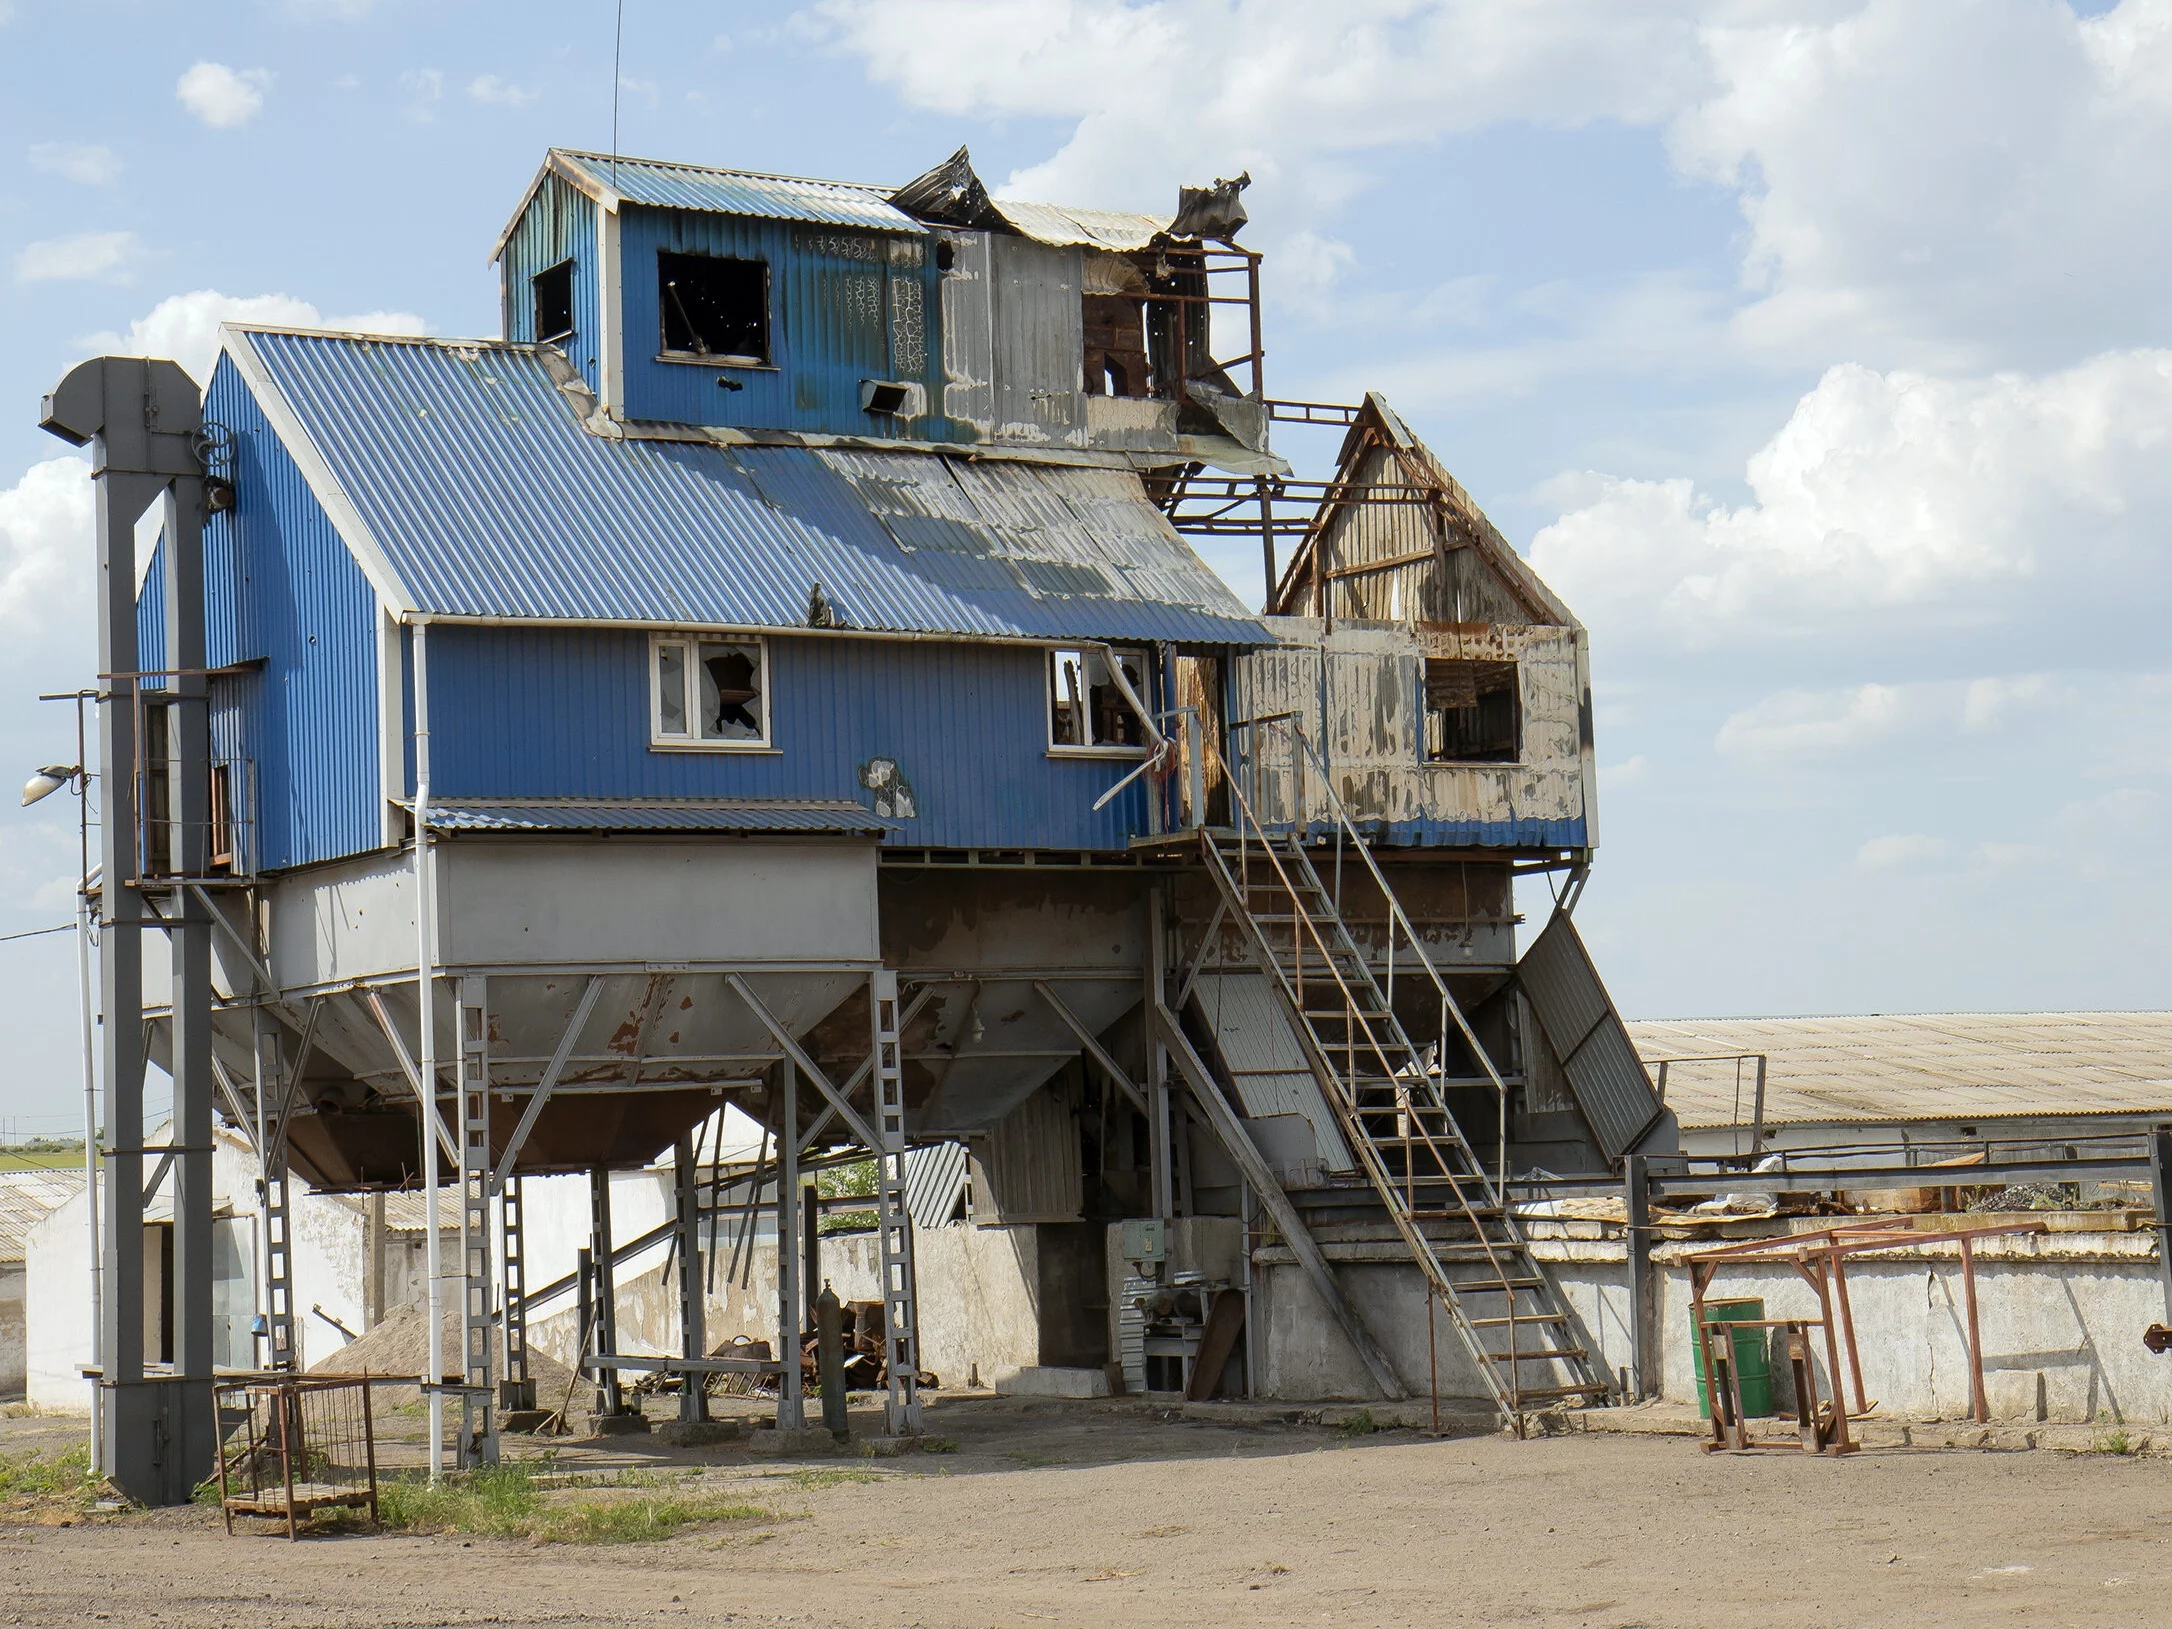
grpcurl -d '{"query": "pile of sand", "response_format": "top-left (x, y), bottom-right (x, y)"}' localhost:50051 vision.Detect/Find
top-left (307, 1302), bottom-right (591, 1424)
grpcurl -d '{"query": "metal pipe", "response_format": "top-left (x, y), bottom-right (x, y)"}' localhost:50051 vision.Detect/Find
top-left (777, 1061), bottom-right (804, 1429)
top-left (412, 620), bottom-right (443, 1482)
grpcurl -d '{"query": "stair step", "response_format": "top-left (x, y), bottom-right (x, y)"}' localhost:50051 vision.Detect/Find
top-left (1464, 1314), bottom-right (1572, 1329)
top-left (1448, 1277), bottom-right (1550, 1293)
top-left (1485, 1346), bottom-right (1587, 1363)
top-left (1506, 1382), bottom-right (1614, 1401)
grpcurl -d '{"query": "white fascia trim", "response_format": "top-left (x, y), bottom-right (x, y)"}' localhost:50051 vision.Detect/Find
top-left (218, 325), bottom-right (417, 617)
top-left (377, 603), bottom-right (406, 848)
top-left (596, 202), bottom-right (624, 416)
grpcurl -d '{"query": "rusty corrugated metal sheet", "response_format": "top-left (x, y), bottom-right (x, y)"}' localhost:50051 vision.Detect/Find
top-left (553, 150), bottom-right (921, 233)
top-left (992, 199), bottom-right (1170, 251)
top-left (1518, 913), bottom-right (1661, 1159)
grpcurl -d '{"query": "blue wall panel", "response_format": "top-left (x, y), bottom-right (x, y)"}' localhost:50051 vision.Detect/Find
top-left (499, 172), bottom-right (601, 394)
top-left (424, 626), bottom-right (1154, 851)
top-left (618, 208), bottom-right (949, 439)
top-left (200, 356), bottom-right (383, 872)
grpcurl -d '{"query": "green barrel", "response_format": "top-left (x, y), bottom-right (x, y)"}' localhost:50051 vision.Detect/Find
top-left (1691, 1297), bottom-right (1773, 1419)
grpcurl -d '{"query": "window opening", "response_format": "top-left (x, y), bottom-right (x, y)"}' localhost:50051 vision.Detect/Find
top-left (651, 635), bottom-right (769, 747)
top-left (658, 251), bottom-right (769, 364)
top-left (209, 763), bottom-right (235, 872)
top-left (1050, 647), bottom-right (1149, 752)
top-left (1083, 294), bottom-right (1150, 398)
top-left (532, 259), bottom-right (574, 343)
top-left (1424, 658), bottom-right (1519, 763)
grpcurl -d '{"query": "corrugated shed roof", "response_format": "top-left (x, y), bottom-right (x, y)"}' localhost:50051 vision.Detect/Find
top-left (0, 1168), bottom-right (86, 1262)
top-left (234, 328), bottom-right (1266, 647)
top-left (554, 150), bottom-right (921, 233)
top-left (423, 798), bottom-right (890, 834)
top-left (990, 199), bottom-right (1171, 251)
top-left (1628, 1011), bottom-right (2172, 1129)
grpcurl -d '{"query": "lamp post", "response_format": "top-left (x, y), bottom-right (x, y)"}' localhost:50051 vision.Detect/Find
top-left (25, 690), bottom-right (98, 1464)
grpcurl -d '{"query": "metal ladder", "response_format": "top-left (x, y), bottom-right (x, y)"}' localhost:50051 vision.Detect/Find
top-left (502, 1175), bottom-right (532, 1409)
top-left (457, 976), bottom-right (496, 1464)
top-left (261, 1162), bottom-right (295, 1369)
top-left (1196, 726), bottom-right (1611, 1423)
top-left (871, 969), bottom-right (923, 1435)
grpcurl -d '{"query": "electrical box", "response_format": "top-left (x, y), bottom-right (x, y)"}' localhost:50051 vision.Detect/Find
top-left (1120, 1217), bottom-right (1166, 1264)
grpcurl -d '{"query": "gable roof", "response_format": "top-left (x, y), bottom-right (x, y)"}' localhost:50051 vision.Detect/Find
top-left (220, 326), bottom-right (1267, 646)
top-left (1271, 393), bottom-right (1577, 628)
top-left (492, 149), bottom-right (1172, 261)
top-left (1628, 1011), bottom-right (2172, 1130)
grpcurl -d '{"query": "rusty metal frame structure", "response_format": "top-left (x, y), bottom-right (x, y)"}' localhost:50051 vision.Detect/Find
top-left (1685, 1218), bottom-right (2048, 1455)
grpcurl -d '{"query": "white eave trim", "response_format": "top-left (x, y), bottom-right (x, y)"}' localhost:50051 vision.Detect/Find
top-left (218, 325), bottom-right (418, 617)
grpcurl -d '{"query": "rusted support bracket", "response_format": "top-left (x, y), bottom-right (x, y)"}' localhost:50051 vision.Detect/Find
top-left (363, 988), bottom-right (459, 1165)
top-left (726, 973), bottom-right (882, 1153)
top-left (492, 976), bottom-right (606, 1189)
top-left (1034, 980), bottom-right (1149, 1116)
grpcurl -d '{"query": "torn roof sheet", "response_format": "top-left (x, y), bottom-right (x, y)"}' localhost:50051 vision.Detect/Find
top-left (1629, 1011), bottom-right (2172, 1129)
top-left (988, 198), bottom-right (1173, 252)
top-left (227, 327), bottom-right (1268, 646)
top-left (548, 149), bottom-right (923, 234)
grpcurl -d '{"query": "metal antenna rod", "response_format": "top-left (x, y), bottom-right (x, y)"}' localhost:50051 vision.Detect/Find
top-left (611, 0), bottom-right (625, 187)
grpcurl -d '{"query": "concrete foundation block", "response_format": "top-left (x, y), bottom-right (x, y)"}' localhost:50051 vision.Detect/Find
top-left (864, 1434), bottom-right (925, 1457)
top-left (746, 1425), bottom-right (843, 1456)
top-left (587, 1413), bottom-right (652, 1438)
top-left (995, 1366), bottom-right (1112, 1399)
top-left (654, 1419), bottom-right (744, 1448)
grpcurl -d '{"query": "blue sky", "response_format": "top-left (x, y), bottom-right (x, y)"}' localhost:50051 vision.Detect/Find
top-left (2, 0), bottom-right (2168, 1131)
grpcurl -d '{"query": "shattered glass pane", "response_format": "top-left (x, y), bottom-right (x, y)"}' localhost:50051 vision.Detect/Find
top-left (656, 642), bottom-right (687, 735)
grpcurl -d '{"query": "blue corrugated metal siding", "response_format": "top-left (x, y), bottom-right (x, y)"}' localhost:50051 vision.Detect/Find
top-left (241, 329), bottom-right (1265, 646)
top-left (424, 799), bottom-right (889, 833)
top-left (200, 354), bottom-right (383, 871)
top-left (136, 541), bottom-right (167, 683)
top-left (554, 151), bottom-right (918, 232)
top-left (499, 172), bottom-right (601, 396)
top-left (619, 209), bottom-right (945, 438)
top-left (425, 626), bottom-right (1153, 851)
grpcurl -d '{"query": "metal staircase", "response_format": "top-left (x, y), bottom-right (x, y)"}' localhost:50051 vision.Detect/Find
top-left (1195, 720), bottom-right (1612, 1422)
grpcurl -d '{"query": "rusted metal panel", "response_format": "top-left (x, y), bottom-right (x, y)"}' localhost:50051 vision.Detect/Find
top-left (989, 234), bottom-right (1084, 447)
top-left (970, 1087), bottom-right (1084, 1223)
top-left (991, 198), bottom-right (1169, 252)
top-left (1226, 616), bottom-right (1588, 846)
top-left (1518, 912), bottom-right (1661, 1159)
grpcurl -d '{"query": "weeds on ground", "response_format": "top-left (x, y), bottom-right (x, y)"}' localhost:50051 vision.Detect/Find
top-left (1337, 1409), bottom-right (1382, 1437)
top-left (790, 1467), bottom-right (883, 1490)
top-left (375, 1460), bottom-right (776, 1544)
top-left (0, 1442), bottom-right (106, 1518)
top-left (919, 1437), bottom-right (959, 1454)
top-left (2093, 1429), bottom-right (2137, 1456)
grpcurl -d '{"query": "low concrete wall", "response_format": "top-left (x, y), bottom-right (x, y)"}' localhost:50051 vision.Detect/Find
top-left (1254, 1215), bottom-right (2172, 1423)
top-left (530, 1224), bottom-right (1044, 1391)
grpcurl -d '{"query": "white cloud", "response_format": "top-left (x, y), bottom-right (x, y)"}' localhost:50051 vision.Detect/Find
top-left (399, 68), bottom-right (445, 121)
top-left (468, 74), bottom-right (538, 109)
top-left (14, 231), bottom-right (137, 284)
top-left (820, 0), bottom-right (1712, 210)
top-left (0, 459), bottom-right (92, 642)
top-left (1856, 833), bottom-right (1946, 871)
top-left (1674, 0), bottom-right (2172, 369)
top-left (1716, 683), bottom-right (1911, 760)
top-left (1530, 350), bottom-right (2172, 654)
top-left (28, 142), bottom-right (120, 186)
top-left (177, 62), bottom-right (270, 128)
top-left (1599, 754), bottom-right (1651, 789)
top-left (81, 291), bottom-right (429, 393)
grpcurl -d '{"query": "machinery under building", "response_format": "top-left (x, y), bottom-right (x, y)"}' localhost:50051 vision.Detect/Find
top-left (40, 143), bottom-right (1670, 1502)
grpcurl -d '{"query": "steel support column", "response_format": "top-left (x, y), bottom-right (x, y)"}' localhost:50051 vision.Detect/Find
top-left (674, 1134), bottom-right (707, 1424)
top-left (42, 356), bottom-right (211, 1506)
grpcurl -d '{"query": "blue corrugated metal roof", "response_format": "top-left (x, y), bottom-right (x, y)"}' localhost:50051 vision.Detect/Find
top-left (422, 798), bottom-right (890, 833)
top-left (554, 150), bottom-right (920, 233)
top-left (234, 328), bottom-right (1268, 646)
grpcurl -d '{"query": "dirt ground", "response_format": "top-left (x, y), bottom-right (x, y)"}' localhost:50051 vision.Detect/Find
top-left (5, 1396), bottom-right (2170, 1629)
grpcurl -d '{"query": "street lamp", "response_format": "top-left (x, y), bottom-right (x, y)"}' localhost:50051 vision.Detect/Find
top-left (21, 764), bottom-right (80, 806)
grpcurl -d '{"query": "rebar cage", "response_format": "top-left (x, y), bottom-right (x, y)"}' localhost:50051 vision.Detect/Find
top-left (214, 1376), bottom-right (379, 1539)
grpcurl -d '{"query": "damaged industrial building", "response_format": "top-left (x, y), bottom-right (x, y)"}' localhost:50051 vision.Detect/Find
top-left (45, 138), bottom-right (1905, 1503)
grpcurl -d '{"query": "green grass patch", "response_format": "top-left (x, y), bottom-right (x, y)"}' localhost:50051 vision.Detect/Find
top-left (375, 1460), bottom-right (776, 1544)
top-left (1336, 1409), bottom-right (1383, 1437)
top-left (0, 1442), bottom-right (105, 1517)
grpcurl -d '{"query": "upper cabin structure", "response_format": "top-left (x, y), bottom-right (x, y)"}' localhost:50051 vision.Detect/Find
top-left (111, 145), bottom-right (1661, 1445)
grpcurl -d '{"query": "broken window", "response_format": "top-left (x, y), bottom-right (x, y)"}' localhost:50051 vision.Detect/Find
top-left (1049, 647), bottom-right (1150, 753)
top-left (532, 259), bottom-right (574, 344)
top-left (1083, 294), bottom-right (1151, 398)
top-left (651, 634), bottom-right (769, 748)
top-left (657, 251), bottom-right (769, 364)
top-left (1424, 658), bottom-right (1520, 764)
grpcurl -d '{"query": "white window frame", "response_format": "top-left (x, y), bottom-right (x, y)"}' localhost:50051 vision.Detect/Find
top-left (649, 632), bottom-right (773, 752)
top-left (1046, 645), bottom-right (1152, 759)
